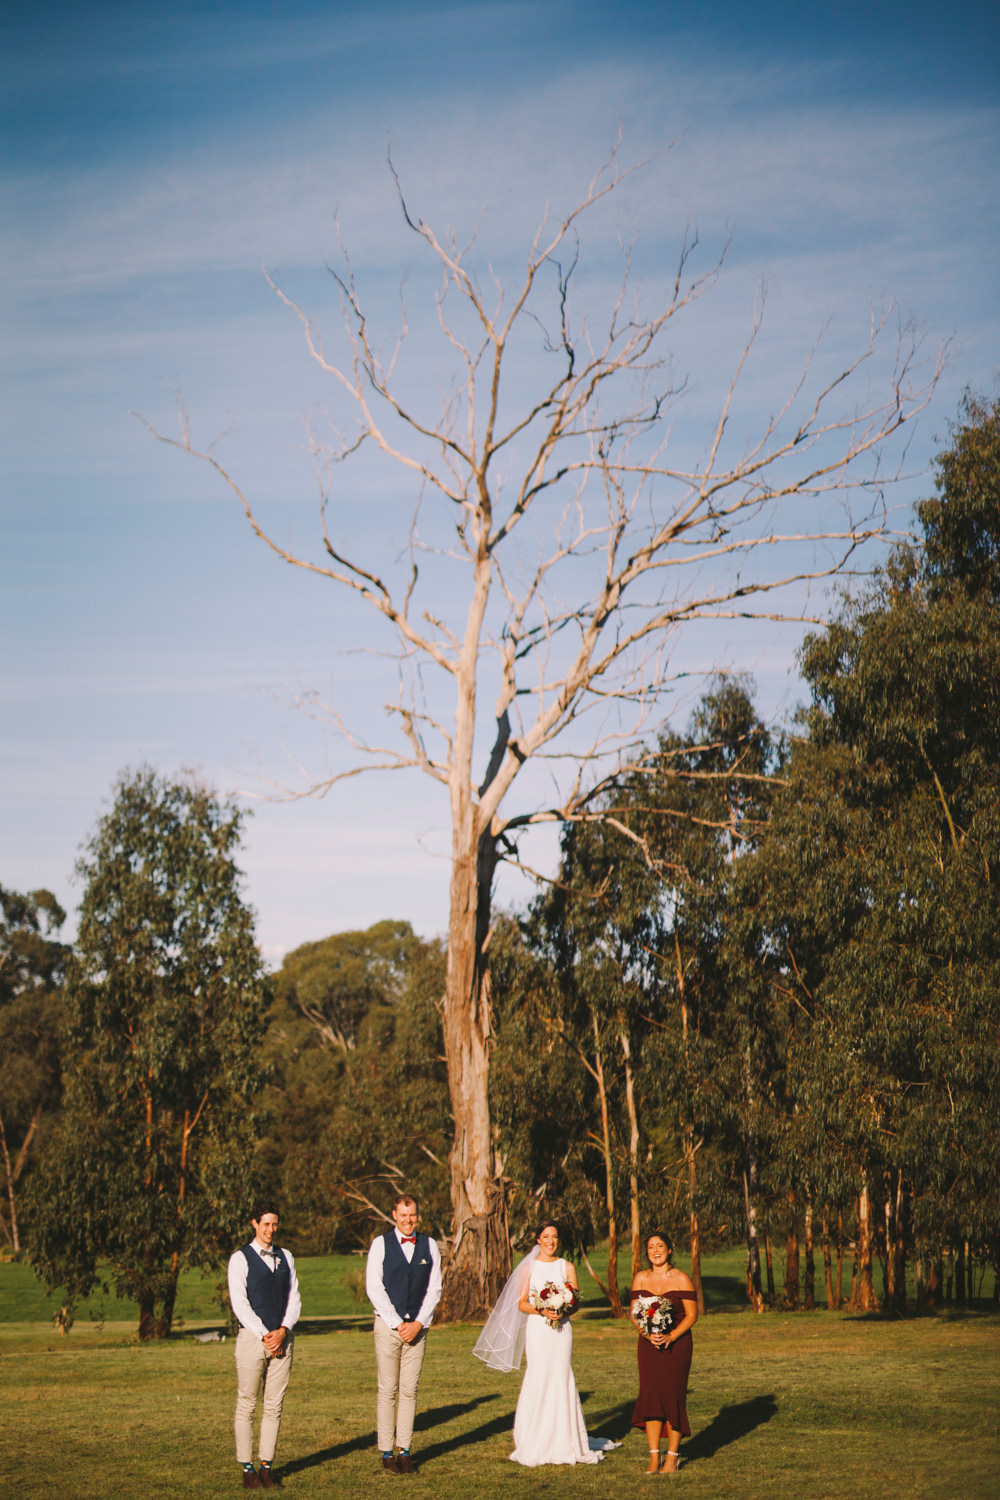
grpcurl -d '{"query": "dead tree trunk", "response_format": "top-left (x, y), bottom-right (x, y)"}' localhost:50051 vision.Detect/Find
top-left (438, 821), bottom-right (510, 1321)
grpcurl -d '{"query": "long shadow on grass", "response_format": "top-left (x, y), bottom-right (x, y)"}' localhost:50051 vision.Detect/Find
top-left (683, 1394), bottom-right (778, 1465)
top-left (280, 1396), bottom-right (501, 1477)
top-left (583, 1399), bottom-right (633, 1439)
top-left (414, 1397), bottom-right (519, 1467)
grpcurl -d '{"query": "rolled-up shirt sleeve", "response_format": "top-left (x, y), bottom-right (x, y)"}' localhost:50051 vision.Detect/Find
top-left (366, 1235), bottom-right (402, 1329)
top-left (228, 1250), bottom-right (268, 1340)
top-left (416, 1238), bottom-right (443, 1329)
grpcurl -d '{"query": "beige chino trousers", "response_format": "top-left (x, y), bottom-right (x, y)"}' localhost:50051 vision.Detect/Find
top-left (234, 1327), bottom-right (294, 1464)
top-left (374, 1317), bottom-right (427, 1452)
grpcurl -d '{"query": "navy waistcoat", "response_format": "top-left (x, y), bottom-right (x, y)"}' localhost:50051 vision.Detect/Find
top-left (240, 1243), bottom-right (291, 1332)
top-left (382, 1231), bottom-right (433, 1321)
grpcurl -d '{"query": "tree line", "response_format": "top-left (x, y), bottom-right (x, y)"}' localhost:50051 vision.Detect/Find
top-left (5, 396), bottom-right (998, 1334)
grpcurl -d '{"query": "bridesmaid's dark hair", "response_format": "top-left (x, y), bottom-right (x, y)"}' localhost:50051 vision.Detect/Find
top-left (534, 1219), bottom-right (560, 1243)
top-left (645, 1230), bottom-right (674, 1266)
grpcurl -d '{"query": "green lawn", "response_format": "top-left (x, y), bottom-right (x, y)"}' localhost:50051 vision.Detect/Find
top-left (3, 1299), bottom-right (999, 1499)
top-left (0, 1245), bottom-right (757, 1328)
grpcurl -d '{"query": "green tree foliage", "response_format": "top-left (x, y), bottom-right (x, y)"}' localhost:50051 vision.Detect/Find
top-left (725, 393), bottom-right (1000, 1311)
top-left (0, 886), bottom-right (68, 1251)
top-left (262, 922), bottom-right (451, 1250)
top-left (27, 770), bottom-right (269, 1338)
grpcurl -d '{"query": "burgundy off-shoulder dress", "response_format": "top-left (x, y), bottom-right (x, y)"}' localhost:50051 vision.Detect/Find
top-left (630, 1287), bottom-right (696, 1436)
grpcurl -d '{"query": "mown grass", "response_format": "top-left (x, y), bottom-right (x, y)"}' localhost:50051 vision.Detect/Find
top-left (0, 1246), bottom-right (758, 1328)
top-left (3, 1303), bottom-right (998, 1500)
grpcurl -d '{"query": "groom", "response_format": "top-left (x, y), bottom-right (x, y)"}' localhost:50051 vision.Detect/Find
top-left (365, 1192), bottom-right (442, 1474)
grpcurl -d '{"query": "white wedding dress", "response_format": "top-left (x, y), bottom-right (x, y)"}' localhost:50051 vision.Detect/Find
top-left (509, 1257), bottom-right (617, 1466)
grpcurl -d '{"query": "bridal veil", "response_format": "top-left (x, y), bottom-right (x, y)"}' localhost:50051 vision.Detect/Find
top-left (471, 1245), bottom-right (541, 1372)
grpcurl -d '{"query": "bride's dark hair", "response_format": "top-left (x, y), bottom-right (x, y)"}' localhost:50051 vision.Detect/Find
top-left (534, 1219), bottom-right (560, 1242)
top-left (645, 1230), bottom-right (674, 1266)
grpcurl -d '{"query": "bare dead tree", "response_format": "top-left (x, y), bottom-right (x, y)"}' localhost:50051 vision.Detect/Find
top-left (137, 141), bottom-right (943, 1317)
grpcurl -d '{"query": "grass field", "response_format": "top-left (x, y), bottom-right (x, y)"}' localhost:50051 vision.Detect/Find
top-left (2, 1252), bottom-right (998, 1500)
top-left (0, 1246), bottom-right (760, 1327)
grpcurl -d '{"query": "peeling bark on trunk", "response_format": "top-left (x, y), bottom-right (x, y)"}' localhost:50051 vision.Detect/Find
top-left (848, 1185), bottom-right (879, 1313)
top-left (0, 1114), bottom-right (19, 1253)
top-left (438, 823), bottom-right (510, 1321)
top-left (743, 1156), bottom-right (765, 1313)
top-left (803, 1188), bottom-right (815, 1312)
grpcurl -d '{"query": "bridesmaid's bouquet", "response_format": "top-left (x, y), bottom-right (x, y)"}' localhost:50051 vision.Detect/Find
top-left (531, 1280), bottom-right (579, 1326)
top-left (633, 1293), bottom-right (676, 1348)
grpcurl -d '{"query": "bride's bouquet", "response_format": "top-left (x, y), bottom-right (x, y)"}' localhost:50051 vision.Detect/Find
top-left (531, 1280), bottom-right (579, 1326)
top-left (632, 1293), bottom-right (676, 1347)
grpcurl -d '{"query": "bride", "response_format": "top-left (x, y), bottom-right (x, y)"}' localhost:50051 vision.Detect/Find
top-left (473, 1220), bottom-right (618, 1466)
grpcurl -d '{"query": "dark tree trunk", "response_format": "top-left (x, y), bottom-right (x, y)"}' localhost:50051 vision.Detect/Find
top-left (822, 1209), bottom-right (835, 1310)
top-left (764, 1230), bottom-right (776, 1309)
top-left (835, 1212), bottom-right (844, 1310)
top-left (955, 1241), bottom-right (967, 1306)
top-left (138, 1295), bottom-right (156, 1342)
top-left (784, 1193), bottom-right (800, 1311)
top-left (155, 1258), bottom-right (180, 1339)
top-left (893, 1171), bottom-right (906, 1313)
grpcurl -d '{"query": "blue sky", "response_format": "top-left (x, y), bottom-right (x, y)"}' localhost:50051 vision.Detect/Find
top-left (3, 1), bottom-right (998, 961)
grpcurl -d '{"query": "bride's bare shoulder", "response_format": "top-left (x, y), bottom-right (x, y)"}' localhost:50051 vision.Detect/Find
top-left (631, 1269), bottom-right (651, 1290)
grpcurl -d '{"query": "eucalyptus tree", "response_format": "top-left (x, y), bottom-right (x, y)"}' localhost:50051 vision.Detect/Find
top-left (28, 770), bottom-right (269, 1339)
top-left (263, 923), bottom-right (452, 1251)
top-left (140, 147), bottom-right (942, 1314)
top-left (726, 394), bottom-right (1000, 1312)
top-left (0, 886), bottom-right (67, 1251)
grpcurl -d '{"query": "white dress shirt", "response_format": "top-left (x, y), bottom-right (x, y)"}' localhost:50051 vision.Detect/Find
top-left (366, 1227), bottom-right (442, 1330)
top-left (227, 1239), bottom-right (302, 1342)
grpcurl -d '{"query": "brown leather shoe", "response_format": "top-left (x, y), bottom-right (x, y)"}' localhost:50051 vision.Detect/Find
top-left (242, 1471), bottom-right (262, 1490)
top-left (382, 1454), bottom-right (400, 1474)
top-left (397, 1453), bottom-right (417, 1474)
top-left (258, 1467), bottom-right (282, 1488)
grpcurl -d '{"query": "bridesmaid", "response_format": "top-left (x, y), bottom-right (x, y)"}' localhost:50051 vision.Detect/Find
top-left (629, 1231), bottom-right (698, 1474)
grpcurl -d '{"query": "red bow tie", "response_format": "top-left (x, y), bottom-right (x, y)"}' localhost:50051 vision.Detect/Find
top-left (400, 1235), bottom-right (417, 1244)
